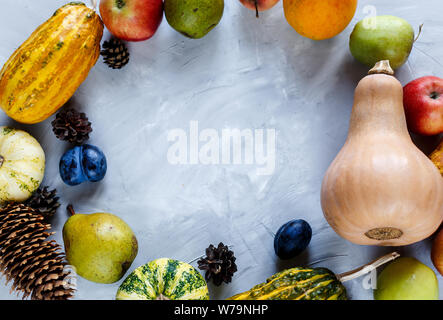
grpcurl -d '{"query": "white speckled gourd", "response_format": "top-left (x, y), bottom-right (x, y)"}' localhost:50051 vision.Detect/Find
top-left (0, 127), bottom-right (45, 203)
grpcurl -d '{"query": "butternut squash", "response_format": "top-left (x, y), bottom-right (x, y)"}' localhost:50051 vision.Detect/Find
top-left (0, 2), bottom-right (103, 124)
top-left (321, 61), bottom-right (443, 246)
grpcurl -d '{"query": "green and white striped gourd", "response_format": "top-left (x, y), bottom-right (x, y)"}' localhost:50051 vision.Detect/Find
top-left (229, 252), bottom-right (400, 300)
top-left (229, 267), bottom-right (347, 300)
top-left (116, 258), bottom-right (209, 300)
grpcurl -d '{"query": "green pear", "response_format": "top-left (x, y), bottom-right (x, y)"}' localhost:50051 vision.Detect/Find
top-left (63, 206), bottom-right (138, 284)
top-left (350, 15), bottom-right (415, 69)
top-left (374, 257), bottom-right (439, 300)
top-left (164, 0), bottom-right (224, 39)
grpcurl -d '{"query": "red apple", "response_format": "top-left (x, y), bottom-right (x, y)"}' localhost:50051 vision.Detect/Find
top-left (239, 0), bottom-right (280, 17)
top-left (99, 0), bottom-right (163, 42)
top-left (403, 76), bottom-right (443, 136)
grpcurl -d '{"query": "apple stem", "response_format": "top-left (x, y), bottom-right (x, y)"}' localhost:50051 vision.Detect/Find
top-left (414, 24), bottom-right (424, 43)
top-left (255, 0), bottom-right (259, 18)
top-left (337, 252), bottom-right (400, 283)
top-left (67, 204), bottom-right (76, 216)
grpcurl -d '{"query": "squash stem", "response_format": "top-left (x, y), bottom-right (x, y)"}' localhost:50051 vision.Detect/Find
top-left (336, 252), bottom-right (400, 283)
top-left (368, 60), bottom-right (394, 76)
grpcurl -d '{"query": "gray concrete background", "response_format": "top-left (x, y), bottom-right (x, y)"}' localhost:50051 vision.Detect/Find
top-left (0, 0), bottom-right (442, 300)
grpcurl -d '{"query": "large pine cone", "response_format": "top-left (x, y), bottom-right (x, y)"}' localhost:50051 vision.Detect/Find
top-left (0, 204), bottom-right (74, 300)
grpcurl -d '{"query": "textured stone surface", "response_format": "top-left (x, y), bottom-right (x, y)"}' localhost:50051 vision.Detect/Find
top-left (0, 0), bottom-right (441, 300)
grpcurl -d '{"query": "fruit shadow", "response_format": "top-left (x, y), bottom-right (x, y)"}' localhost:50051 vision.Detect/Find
top-left (274, 248), bottom-right (312, 272)
top-left (411, 132), bottom-right (441, 155)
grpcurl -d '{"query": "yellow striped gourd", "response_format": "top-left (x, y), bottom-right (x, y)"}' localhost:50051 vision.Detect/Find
top-left (0, 2), bottom-right (103, 124)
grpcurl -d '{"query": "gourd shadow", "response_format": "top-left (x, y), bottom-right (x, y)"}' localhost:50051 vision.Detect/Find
top-left (338, 56), bottom-right (371, 88)
top-left (1, 116), bottom-right (48, 142)
top-left (207, 283), bottom-right (230, 300)
top-left (60, 96), bottom-right (88, 113)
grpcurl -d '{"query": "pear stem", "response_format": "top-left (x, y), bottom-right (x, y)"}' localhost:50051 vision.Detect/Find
top-left (254, 0), bottom-right (259, 18)
top-left (67, 204), bottom-right (76, 216)
top-left (414, 24), bottom-right (424, 43)
top-left (337, 252), bottom-right (400, 283)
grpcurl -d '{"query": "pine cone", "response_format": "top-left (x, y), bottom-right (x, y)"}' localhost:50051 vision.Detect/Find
top-left (51, 108), bottom-right (92, 144)
top-left (198, 242), bottom-right (237, 286)
top-left (24, 186), bottom-right (60, 220)
top-left (0, 204), bottom-right (75, 300)
top-left (101, 38), bottom-right (130, 69)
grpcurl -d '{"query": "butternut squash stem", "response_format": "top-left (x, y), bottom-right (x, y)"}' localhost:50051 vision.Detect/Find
top-left (337, 252), bottom-right (400, 283)
top-left (368, 60), bottom-right (394, 76)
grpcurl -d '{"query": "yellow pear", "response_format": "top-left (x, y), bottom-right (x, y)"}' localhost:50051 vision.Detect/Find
top-left (62, 206), bottom-right (138, 284)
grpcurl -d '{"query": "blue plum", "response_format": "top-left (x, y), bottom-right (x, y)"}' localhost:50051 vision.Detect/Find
top-left (274, 219), bottom-right (312, 260)
top-left (60, 144), bottom-right (107, 186)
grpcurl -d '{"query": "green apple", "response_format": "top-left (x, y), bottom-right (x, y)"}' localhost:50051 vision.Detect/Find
top-left (350, 15), bottom-right (415, 69)
top-left (63, 207), bottom-right (138, 284)
top-left (374, 257), bottom-right (439, 300)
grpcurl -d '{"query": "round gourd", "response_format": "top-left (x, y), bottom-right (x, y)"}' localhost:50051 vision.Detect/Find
top-left (0, 2), bottom-right (103, 124)
top-left (116, 258), bottom-right (209, 300)
top-left (0, 127), bottom-right (45, 202)
top-left (59, 144), bottom-right (107, 186)
top-left (321, 61), bottom-right (443, 246)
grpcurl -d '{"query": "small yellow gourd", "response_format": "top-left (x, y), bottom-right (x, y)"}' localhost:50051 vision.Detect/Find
top-left (321, 61), bottom-right (443, 246)
top-left (0, 2), bottom-right (103, 124)
top-left (0, 127), bottom-right (45, 203)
